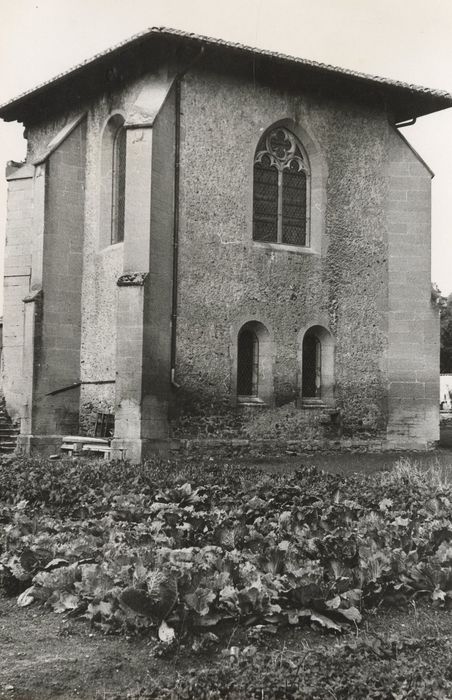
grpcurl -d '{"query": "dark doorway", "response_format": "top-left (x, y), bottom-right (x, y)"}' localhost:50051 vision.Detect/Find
top-left (302, 331), bottom-right (321, 398)
top-left (237, 328), bottom-right (259, 396)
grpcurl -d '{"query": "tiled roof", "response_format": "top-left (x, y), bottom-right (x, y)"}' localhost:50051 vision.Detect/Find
top-left (1, 26), bottom-right (451, 120)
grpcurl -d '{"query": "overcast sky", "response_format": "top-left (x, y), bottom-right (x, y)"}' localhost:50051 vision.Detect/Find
top-left (0, 0), bottom-right (451, 306)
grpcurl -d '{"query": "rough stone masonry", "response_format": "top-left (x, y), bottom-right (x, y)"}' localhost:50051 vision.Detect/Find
top-left (0, 28), bottom-right (451, 461)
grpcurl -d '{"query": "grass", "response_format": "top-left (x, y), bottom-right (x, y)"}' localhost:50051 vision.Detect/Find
top-left (390, 455), bottom-right (450, 488)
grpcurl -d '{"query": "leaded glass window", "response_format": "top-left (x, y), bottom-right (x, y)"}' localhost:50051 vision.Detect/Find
top-left (253, 127), bottom-right (309, 246)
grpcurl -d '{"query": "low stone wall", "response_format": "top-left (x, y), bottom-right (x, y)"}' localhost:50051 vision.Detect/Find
top-left (171, 400), bottom-right (345, 442)
top-left (170, 434), bottom-right (398, 460)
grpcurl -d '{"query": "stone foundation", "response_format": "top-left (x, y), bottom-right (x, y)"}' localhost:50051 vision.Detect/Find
top-left (16, 434), bottom-right (63, 457)
top-left (110, 437), bottom-right (171, 462)
top-left (172, 434), bottom-right (435, 460)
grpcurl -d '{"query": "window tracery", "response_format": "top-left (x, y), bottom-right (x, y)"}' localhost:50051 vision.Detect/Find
top-left (253, 127), bottom-right (309, 246)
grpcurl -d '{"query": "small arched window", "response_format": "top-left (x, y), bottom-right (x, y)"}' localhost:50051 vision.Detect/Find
top-left (253, 126), bottom-right (309, 246)
top-left (235, 320), bottom-right (273, 404)
top-left (111, 124), bottom-right (126, 244)
top-left (100, 115), bottom-right (126, 248)
top-left (302, 331), bottom-right (322, 399)
top-left (300, 325), bottom-right (335, 407)
top-left (237, 327), bottom-right (259, 397)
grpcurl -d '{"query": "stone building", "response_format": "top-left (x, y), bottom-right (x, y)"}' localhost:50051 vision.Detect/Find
top-left (0, 28), bottom-right (451, 461)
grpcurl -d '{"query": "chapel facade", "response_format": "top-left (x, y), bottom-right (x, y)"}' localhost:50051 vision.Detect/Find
top-left (1, 28), bottom-right (451, 460)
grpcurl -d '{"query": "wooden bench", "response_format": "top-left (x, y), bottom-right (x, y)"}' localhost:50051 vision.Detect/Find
top-left (61, 436), bottom-right (124, 460)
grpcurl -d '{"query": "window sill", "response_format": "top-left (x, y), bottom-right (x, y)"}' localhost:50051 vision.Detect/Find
top-left (300, 398), bottom-right (326, 409)
top-left (253, 241), bottom-right (320, 256)
top-left (237, 396), bottom-right (267, 406)
top-left (98, 241), bottom-right (124, 255)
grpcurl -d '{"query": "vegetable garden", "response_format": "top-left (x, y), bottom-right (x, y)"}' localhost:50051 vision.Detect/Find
top-left (1, 455), bottom-right (452, 698)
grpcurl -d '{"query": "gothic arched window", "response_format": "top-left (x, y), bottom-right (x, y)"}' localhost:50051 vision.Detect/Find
top-left (253, 126), bottom-right (309, 246)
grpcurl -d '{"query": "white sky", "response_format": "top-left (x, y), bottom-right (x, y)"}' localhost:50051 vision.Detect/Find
top-left (0, 0), bottom-right (451, 304)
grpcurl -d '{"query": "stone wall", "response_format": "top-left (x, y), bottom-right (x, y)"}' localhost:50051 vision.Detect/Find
top-left (2, 164), bottom-right (33, 420)
top-left (24, 84), bottom-right (141, 435)
top-left (2, 55), bottom-right (439, 452)
top-left (29, 120), bottom-right (86, 435)
top-left (385, 128), bottom-right (439, 448)
top-left (173, 66), bottom-right (390, 440)
top-left (111, 84), bottom-right (176, 461)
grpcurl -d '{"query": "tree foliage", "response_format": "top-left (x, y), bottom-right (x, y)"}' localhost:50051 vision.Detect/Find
top-left (440, 292), bottom-right (452, 374)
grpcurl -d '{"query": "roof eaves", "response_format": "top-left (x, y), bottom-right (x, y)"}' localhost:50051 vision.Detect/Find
top-left (0, 26), bottom-right (451, 120)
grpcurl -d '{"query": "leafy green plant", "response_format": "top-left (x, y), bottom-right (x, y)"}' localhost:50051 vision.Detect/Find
top-left (2, 456), bottom-right (452, 647)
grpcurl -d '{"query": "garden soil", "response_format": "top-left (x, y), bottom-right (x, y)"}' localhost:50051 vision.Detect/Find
top-left (2, 595), bottom-right (452, 699)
